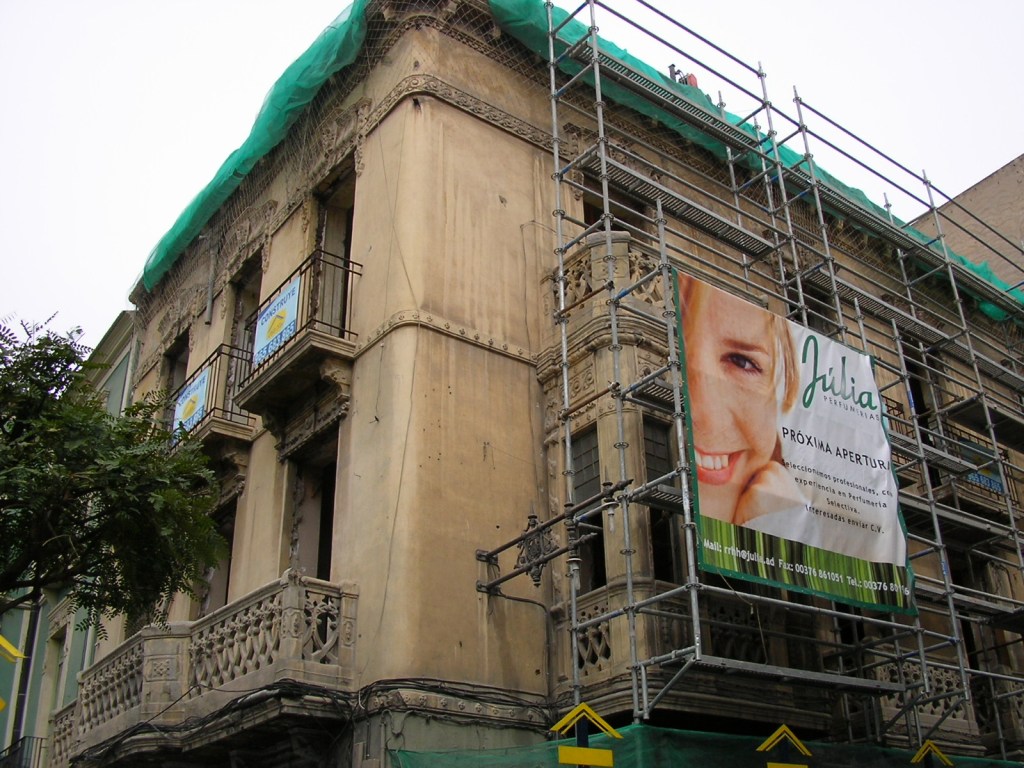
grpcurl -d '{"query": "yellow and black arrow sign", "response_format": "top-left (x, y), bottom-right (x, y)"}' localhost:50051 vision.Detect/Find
top-left (551, 702), bottom-right (623, 767)
top-left (757, 724), bottom-right (813, 768)
top-left (911, 740), bottom-right (953, 767)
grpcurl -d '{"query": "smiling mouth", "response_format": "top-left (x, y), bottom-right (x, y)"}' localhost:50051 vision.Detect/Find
top-left (695, 449), bottom-right (737, 485)
top-left (696, 450), bottom-right (730, 471)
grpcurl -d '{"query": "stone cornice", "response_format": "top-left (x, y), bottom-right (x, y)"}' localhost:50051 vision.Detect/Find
top-left (358, 309), bottom-right (535, 365)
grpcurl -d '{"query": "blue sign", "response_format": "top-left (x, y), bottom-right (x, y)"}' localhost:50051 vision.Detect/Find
top-left (253, 275), bottom-right (301, 366)
top-left (962, 440), bottom-right (1004, 494)
top-left (173, 366), bottom-right (211, 433)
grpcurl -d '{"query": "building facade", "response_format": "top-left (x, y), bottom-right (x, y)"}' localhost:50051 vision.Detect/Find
top-left (913, 153), bottom-right (1024, 286)
top-left (16, 1), bottom-right (1024, 766)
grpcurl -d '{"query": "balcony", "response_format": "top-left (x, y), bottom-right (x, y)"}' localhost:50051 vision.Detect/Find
top-left (0, 737), bottom-right (44, 768)
top-left (169, 344), bottom-right (256, 446)
top-left (552, 581), bottom-right (831, 730)
top-left (930, 422), bottom-right (1019, 517)
top-left (57, 574), bottom-right (357, 766)
top-left (236, 249), bottom-right (361, 419)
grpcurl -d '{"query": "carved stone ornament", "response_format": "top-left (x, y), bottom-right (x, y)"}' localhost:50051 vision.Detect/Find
top-left (354, 99), bottom-right (372, 177)
top-left (145, 656), bottom-right (174, 681)
top-left (319, 357), bottom-right (352, 395)
top-left (282, 607), bottom-right (304, 639)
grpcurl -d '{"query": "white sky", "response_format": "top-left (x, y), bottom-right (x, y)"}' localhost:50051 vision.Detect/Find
top-left (1, 1), bottom-right (1021, 347)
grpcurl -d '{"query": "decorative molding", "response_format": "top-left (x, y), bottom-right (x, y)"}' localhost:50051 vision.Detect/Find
top-left (277, 386), bottom-right (350, 460)
top-left (224, 200), bottom-right (279, 280)
top-left (359, 687), bottom-right (546, 728)
top-left (145, 656), bottom-right (175, 681)
top-left (319, 357), bottom-right (352, 395)
top-left (359, 309), bottom-right (534, 365)
top-left (515, 514), bottom-right (558, 586)
top-left (213, 443), bottom-right (250, 505)
top-left (48, 597), bottom-right (76, 638)
top-left (354, 99), bottom-right (372, 177)
top-left (366, 75), bottom-right (552, 156)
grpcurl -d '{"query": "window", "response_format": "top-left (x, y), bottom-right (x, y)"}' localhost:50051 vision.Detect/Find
top-left (231, 257), bottom-right (263, 350)
top-left (99, 352), bottom-right (130, 416)
top-left (905, 345), bottom-right (944, 489)
top-left (164, 332), bottom-right (189, 394)
top-left (572, 428), bottom-right (606, 592)
top-left (582, 187), bottom-right (648, 236)
top-left (290, 448), bottom-right (337, 582)
top-left (316, 171), bottom-right (356, 336)
top-left (788, 280), bottom-right (837, 336)
top-left (200, 502), bottom-right (237, 617)
top-left (318, 184), bottom-right (354, 264)
top-left (644, 419), bottom-right (680, 583)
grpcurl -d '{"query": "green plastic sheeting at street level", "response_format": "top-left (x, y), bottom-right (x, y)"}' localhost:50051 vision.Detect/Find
top-left (391, 723), bottom-right (1024, 768)
top-left (142, 0), bottom-right (1024, 324)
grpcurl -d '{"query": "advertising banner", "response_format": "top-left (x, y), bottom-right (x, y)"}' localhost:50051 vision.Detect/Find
top-left (172, 366), bottom-right (210, 434)
top-left (676, 272), bottom-right (914, 612)
top-left (253, 275), bottom-right (301, 366)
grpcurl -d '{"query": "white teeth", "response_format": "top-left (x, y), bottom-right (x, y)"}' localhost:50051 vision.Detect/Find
top-left (696, 450), bottom-right (730, 471)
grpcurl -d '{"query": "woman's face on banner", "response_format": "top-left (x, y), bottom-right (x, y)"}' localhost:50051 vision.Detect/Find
top-left (684, 288), bottom-right (780, 522)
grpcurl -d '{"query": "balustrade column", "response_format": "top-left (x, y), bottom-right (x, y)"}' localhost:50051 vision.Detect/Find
top-left (139, 624), bottom-right (192, 723)
top-left (279, 571), bottom-right (308, 664)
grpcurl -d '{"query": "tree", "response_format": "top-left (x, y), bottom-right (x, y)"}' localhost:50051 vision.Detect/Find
top-left (0, 321), bottom-right (225, 625)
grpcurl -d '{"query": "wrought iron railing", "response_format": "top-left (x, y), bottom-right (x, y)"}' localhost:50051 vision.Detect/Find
top-left (0, 736), bottom-right (45, 768)
top-left (167, 344), bottom-right (256, 435)
top-left (942, 421), bottom-right (1018, 504)
top-left (880, 395), bottom-right (1018, 505)
top-left (239, 249), bottom-right (361, 385)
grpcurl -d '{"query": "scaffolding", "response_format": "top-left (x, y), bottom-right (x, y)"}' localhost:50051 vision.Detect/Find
top-left (482, 0), bottom-right (1024, 759)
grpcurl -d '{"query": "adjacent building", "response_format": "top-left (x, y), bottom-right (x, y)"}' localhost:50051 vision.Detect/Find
top-left (7, 1), bottom-right (1024, 766)
top-left (0, 311), bottom-right (135, 768)
top-left (913, 153), bottom-right (1024, 286)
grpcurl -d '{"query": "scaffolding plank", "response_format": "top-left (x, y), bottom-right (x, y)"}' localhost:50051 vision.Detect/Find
top-left (802, 271), bottom-right (948, 347)
top-left (923, 332), bottom-right (1024, 393)
top-left (915, 580), bottom-right (1020, 618)
top-left (567, 39), bottom-right (1024, 322)
top-left (946, 398), bottom-right (1024, 452)
top-left (633, 484), bottom-right (686, 513)
top-left (898, 492), bottom-right (1012, 541)
top-left (571, 44), bottom-right (762, 154)
top-left (581, 155), bottom-right (774, 258)
top-left (886, 431), bottom-right (920, 461)
top-left (691, 655), bottom-right (905, 695)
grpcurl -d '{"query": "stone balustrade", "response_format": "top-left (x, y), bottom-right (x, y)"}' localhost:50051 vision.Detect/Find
top-left (54, 572), bottom-right (357, 764)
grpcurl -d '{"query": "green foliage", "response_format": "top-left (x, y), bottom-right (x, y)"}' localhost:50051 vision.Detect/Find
top-left (0, 320), bottom-right (224, 626)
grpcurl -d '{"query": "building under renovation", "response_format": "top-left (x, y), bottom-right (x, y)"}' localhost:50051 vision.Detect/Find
top-left (10, 0), bottom-right (1024, 766)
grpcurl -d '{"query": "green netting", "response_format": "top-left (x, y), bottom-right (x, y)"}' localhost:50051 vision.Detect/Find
top-left (142, 0), bottom-right (1024, 324)
top-left (141, 0), bottom-right (371, 290)
top-left (489, 0), bottom-right (1024, 322)
top-left (391, 723), bottom-right (1022, 768)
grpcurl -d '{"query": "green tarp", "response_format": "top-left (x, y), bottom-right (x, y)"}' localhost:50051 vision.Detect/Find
top-left (140, 0), bottom-right (1024, 324)
top-left (492, 0), bottom-right (1024, 322)
top-left (392, 723), bottom-right (1023, 768)
top-left (141, 0), bottom-right (370, 289)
